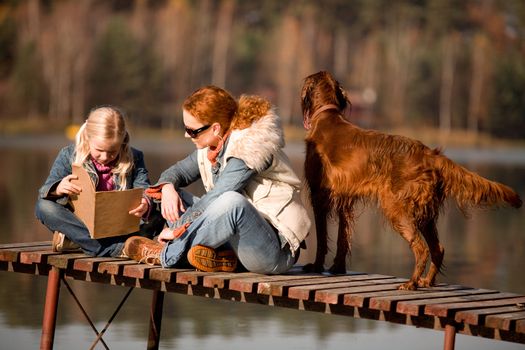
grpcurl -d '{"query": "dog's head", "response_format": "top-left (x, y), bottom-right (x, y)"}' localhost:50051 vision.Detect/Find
top-left (301, 71), bottom-right (351, 129)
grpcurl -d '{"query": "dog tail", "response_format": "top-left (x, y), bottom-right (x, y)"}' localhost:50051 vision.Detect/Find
top-left (436, 155), bottom-right (522, 210)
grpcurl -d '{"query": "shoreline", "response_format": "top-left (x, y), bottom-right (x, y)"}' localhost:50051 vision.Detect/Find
top-left (1, 133), bottom-right (525, 165)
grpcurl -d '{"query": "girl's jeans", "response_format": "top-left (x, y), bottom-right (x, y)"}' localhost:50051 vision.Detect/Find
top-left (35, 198), bottom-right (160, 257)
top-left (162, 191), bottom-right (296, 274)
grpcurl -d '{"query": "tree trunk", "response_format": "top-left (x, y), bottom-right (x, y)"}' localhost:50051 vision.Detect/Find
top-left (212, 0), bottom-right (235, 88)
top-left (190, 0), bottom-right (212, 89)
top-left (467, 34), bottom-right (487, 134)
top-left (333, 28), bottom-right (348, 79)
top-left (439, 33), bottom-right (457, 134)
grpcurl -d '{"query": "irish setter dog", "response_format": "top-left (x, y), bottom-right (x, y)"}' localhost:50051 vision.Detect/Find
top-left (301, 70), bottom-right (522, 290)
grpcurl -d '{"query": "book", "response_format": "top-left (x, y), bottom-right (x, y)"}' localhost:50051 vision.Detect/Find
top-left (70, 164), bottom-right (143, 239)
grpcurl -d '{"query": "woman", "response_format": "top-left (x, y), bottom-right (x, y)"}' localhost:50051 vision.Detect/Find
top-left (124, 86), bottom-right (310, 274)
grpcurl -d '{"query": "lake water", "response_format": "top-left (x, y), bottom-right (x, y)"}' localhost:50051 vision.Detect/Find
top-left (0, 135), bottom-right (524, 350)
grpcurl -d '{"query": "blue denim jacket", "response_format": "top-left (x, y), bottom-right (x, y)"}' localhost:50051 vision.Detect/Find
top-left (39, 144), bottom-right (150, 205)
top-left (156, 146), bottom-right (267, 228)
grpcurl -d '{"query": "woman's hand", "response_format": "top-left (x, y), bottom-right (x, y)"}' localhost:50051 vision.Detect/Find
top-left (55, 175), bottom-right (81, 196)
top-left (160, 183), bottom-right (186, 222)
top-left (157, 223), bottom-right (190, 245)
top-left (129, 197), bottom-right (149, 217)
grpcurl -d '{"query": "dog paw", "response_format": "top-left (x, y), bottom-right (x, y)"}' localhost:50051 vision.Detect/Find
top-left (303, 263), bottom-right (324, 273)
top-left (398, 281), bottom-right (417, 291)
top-left (417, 277), bottom-right (434, 288)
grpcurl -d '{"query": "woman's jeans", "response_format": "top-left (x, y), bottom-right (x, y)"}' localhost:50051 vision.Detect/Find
top-left (162, 191), bottom-right (296, 274)
top-left (35, 198), bottom-right (161, 257)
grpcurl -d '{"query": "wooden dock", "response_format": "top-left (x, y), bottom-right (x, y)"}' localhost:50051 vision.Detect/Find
top-left (1, 241), bottom-right (525, 349)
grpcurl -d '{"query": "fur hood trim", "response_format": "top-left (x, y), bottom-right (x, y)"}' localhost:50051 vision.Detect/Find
top-left (227, 109), bottom-right (285, 172)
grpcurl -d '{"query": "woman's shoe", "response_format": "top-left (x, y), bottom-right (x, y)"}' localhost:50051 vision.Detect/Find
top-left (187, 245), bottom-right (237, 272)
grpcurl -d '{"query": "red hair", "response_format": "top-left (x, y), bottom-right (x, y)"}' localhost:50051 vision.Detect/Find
top-left (182, 86), bottom-right (237, 133)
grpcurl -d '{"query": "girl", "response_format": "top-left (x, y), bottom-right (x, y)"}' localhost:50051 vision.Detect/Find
top-left (35, 106), bottom-right (154, 257)
top-left (124, 86), bottom-right (311, 274)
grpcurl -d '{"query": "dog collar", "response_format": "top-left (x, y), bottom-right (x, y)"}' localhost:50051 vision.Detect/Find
top-left (304, 104), bottom-right (340, 130)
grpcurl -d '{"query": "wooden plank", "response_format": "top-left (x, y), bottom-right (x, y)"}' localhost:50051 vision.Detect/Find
top-left (97, 260), bottom-right (137, 275)
top-left (424, 295), bottom-right (525, 318)
top-left (287, 276), bottom-right (401, 301)
top-left (0, 245), bottom-right (57, 262)
top-left (46, 253), bottom-right (90, 269)
top-left (485, 311), bottom-right (525, 331)
top-left (73, 257), bottom-right (123, 272)
top-left (0, 249), bottom-right (20, 262)
top-left (346, 289), bottom-right (426, 308)
top-left (19, 250), bottom-right (60, 264)
top-left (516, 319), bottom-right (525, 333)
top-left (0, 241), bottom-right (52, 249)
top-left (176, 270), bottom-right (216, 285)
top-left (149, 268), bottom-right (193, 283)
top-left (203, 272), bottom-right (261, 289)
top-left (258, 276), bottom-right (363, 296)
top-left (455, 305), bottom-right (525, 325)
top-left (396, 290), bottom-right (508, 316)
top-left (365, 285), bottom-right (475, 311)
top-left (176, 270), bottom-right (264, 287)
top-left (123, 264), bottom-right (160, 279)
top-left (258, 274), bottom-right (393, 297)
top-left (229, 274), bottom-right (324, 293)
top-left (314, 278), bottom-right (409, 304)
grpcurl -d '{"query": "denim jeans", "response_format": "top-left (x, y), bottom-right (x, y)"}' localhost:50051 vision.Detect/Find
top-left (35, 198), bottom-right (161, 257)
top-left (162, 191), bottom-right (296, 274)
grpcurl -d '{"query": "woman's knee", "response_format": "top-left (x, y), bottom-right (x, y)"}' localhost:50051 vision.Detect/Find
top-left (218, 191), bottom-right (249, 209)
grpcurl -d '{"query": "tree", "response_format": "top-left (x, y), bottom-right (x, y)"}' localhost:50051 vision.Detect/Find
top-left (89, 16), bottom-right (163, 126)
top-left (212, 0), bottom-right (235, 87)
top-left (489, 51), bottom-right (525, 139)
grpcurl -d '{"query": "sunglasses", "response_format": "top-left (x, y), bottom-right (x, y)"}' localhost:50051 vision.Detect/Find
top-left (184, 124), bottom-right (211, 138)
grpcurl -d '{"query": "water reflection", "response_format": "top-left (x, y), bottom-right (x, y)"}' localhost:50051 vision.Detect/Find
top-left (0, 135), bottom-right (524, 349)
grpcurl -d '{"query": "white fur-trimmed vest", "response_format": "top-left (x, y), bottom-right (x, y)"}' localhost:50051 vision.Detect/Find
top-left (197, 111), bottom-right (310, 253)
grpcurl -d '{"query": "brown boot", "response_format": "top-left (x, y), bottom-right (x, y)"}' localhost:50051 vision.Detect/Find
top-left (123, 236), bottom-right (162, 265)
top-left (187, 245), bottom-right (237, 272)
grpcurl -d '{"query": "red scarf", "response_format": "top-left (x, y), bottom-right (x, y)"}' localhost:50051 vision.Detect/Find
top-left (207, 132), bottom-right (230, 167)
top-left (92, 158), bottom-right (115, 191)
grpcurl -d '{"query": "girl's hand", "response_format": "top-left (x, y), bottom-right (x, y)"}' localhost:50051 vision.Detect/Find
top-left (55, 175), bottom-right (81, 196)
top-left (129, 197), bottom-right (149, 217)
top-left (158, 226), bottom-right (176, 244)
top-left (160, 184), bottom-right (186, 222)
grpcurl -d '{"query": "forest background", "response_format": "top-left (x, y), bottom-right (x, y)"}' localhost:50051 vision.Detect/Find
top-left (0, 0), bottom-right (524, 143)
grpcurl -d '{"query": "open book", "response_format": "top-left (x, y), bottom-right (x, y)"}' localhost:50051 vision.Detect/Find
top-left (70, 164), bottom-right (143, 239)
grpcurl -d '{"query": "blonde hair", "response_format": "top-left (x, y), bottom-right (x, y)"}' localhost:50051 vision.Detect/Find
top-left (74, 106), bottom-right (133, 189)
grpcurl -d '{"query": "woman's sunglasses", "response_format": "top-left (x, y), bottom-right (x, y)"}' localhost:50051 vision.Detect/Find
top-left (185, 124), bottom-right (211, 138)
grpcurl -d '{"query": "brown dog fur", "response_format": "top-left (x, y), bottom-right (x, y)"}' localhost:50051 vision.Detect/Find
top-left (301, 71), bottom-right (522, 290)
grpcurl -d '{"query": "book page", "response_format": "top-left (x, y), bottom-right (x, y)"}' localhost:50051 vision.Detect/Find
top-left (71, 164), bottom-right (143, 239)
top-left (94, 189), bottom-right (142, 238)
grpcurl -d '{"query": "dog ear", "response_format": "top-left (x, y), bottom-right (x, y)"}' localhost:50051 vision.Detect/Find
top-left (301, 83), bottom-right (313, 114)
top-left (336, 85), bottom-right (351, 114)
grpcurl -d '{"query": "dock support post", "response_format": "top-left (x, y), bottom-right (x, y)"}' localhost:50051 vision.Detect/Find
top-left (147, 290), bottom-right (165, 350)
top-left (444, 324), bottom-right (456, 350)
top-left (40, 266), bottom-right (62, 350)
